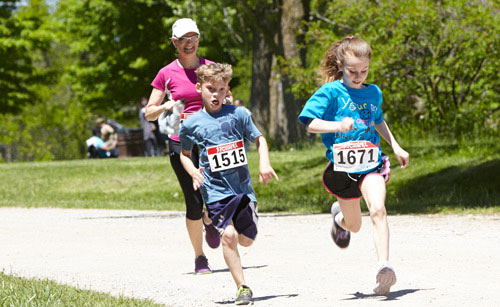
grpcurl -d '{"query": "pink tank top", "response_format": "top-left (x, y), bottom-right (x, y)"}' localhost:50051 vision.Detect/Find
top-left (151, 57), bottom-right (216, 142)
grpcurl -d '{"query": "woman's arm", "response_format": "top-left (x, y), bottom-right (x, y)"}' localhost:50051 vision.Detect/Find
top-left (145, 88), bottom-right (173, 121)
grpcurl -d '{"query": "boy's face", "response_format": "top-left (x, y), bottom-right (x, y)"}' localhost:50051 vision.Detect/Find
top-left (196, 79), bottom-right (229, 114)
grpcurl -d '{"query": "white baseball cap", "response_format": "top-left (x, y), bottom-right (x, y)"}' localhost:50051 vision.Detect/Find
top-left (171, 18), bottom-right (200, 38)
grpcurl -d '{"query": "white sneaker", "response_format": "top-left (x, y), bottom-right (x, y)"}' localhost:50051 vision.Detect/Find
top-left (373, 264), bottom-right (397, 295)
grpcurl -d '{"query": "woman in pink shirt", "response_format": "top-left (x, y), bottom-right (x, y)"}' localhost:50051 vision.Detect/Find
top-left (145, 18), bottom-right (219, 274)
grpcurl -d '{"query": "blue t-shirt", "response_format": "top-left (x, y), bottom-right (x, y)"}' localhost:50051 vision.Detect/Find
top-left (179, 104), bottom-right (262, 204)
top-left (86, 136), bottom-right (108, 158)
top-left (298, 80), bottom-right (385, 173)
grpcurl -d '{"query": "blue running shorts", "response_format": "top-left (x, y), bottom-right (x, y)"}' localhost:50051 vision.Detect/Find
top-left (206, 193), bottom-right (258, 240)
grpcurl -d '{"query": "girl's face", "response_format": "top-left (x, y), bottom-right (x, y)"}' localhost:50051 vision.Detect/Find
top-left (338, 54), bottom-right (370, 89)
top-left (196, 79), bottom-right (229, 114)
top-left (172, 32), bottom-right (199, 56)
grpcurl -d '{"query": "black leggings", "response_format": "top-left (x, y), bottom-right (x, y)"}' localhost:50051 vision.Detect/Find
top-left (168, 139), bottom-right (204, 220)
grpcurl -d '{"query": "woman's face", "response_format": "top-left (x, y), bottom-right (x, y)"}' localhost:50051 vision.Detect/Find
top-left (172, 32), bottom-right (199, 56)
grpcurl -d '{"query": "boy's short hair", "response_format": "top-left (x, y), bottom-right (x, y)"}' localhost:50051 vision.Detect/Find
top-left (195, 63), bottom-right (232, 85)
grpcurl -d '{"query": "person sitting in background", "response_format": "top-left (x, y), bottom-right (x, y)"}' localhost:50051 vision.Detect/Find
top-left (96, 118), bottom-right (119, 157)
top-left (86, 127), bottom-right (118, 158)
top-left (139, 97), bottom-right (160, 157)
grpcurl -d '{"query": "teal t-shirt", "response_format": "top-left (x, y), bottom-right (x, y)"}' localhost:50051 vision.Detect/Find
top-left (298, 80), bottom-right (385, 173)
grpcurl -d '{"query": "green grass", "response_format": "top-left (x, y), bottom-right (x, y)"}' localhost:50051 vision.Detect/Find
top-left (0, 272), bottom-right (163, 307)
top-left (0, 137), bottom-right (499, 214)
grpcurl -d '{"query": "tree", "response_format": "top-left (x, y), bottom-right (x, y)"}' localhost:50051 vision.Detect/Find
top-left (172, 0), bottom-right (311, 146)
top-left (0, 0), bottom-right (90, 161)
top-left (0, 0), bottom-right (54, 114)
top-left (56, 0), bottom-right (177, 115)
top-left (293, 0), bottom-right (500, 135)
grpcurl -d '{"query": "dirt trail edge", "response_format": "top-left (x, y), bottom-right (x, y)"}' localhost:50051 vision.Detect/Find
top-left (1, 208), bottom-right (499, 306)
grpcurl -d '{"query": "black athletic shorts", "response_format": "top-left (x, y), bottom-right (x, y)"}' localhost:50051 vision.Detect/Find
top-left (322, 155), bottom-right (390, 200)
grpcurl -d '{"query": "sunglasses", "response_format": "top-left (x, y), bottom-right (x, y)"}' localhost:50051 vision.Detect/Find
top-left (175, 35), bottom-right (199, 43)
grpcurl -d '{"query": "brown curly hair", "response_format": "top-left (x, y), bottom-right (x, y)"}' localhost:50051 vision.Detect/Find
top-left (195, 63), bottom-right (232, 85)
top-left (321, 35), bottom-right (372, 84)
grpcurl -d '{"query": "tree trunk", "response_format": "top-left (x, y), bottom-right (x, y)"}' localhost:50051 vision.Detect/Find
top-left (268, 0), bottom-right (307, 145)
top-left (249, 27), bottom-right (274, 132)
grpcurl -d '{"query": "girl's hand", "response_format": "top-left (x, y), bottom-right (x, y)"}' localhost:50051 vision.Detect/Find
top-left (393, 147), bottom-right (409, 168)
top-left (190, 168), bottom-right (205, 191)
top-left (259, 164), bottom-right (279, 186)
top-left (339, 117), bottom-right (354, 132)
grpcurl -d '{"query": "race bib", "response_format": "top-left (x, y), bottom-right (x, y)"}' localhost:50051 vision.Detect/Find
top-left (333, 141), bottom-right (379, 173)
top-left (180, 113), bottom-right (193, 121)
top-left (207, 140), bottom-right (247, 172)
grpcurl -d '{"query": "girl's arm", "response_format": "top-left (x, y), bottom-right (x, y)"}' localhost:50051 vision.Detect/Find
top-left (255, 136), bottom-right (279, 185)
top-left (306, 118), bottom-right (354, 134)
top-left (375, 121), bottom-right (410, 168)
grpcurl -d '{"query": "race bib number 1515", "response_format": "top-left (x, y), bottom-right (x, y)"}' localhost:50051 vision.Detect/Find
top-left (207, 140), bottom-right (247, 172)
top-left (333, 141), bottom-right (379, 173)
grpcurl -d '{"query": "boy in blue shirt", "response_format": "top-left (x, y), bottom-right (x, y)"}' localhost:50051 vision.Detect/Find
top-left (179, 63), bottom-right (279, 305)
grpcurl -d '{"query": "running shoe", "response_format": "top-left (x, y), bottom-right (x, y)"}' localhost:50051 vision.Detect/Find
top-left (235, 285), bottom-right (253, 305)
top-left (330, 201), bottom-right (350, 248)
top-left (373, 264), bottom-right (397, 295)
top-left (203, 215), bottom-right (221, 249)
top-left (194, 255), bottom-right (212, 274)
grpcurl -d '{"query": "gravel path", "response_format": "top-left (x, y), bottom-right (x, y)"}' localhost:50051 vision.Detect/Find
top-left (1, 207), bottom-right (499, 306)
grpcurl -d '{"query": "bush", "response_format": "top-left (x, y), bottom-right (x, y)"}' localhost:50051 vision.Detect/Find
top-left (295, 0), bottom-right (499, 136)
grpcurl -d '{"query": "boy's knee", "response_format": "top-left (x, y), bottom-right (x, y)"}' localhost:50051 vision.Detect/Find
top-left (222, 228), bottom-right (238, 246)
top-left (238, 235), bottom-right (254, 247)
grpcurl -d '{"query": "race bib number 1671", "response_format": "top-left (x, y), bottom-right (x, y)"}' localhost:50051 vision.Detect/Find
top-left (207, 140), bottom-right (247, 172)
top-left (333, 141), bottom-right (379, 173)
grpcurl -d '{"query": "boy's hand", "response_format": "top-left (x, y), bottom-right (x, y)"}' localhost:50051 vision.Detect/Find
top-left (190, 168), bottom-right (204, 191)
top-left (259, 164), bottom-right (279, 186)
top-left (339, 117), bottom-right (354, 132)
top-left (393, 147), bottom-right (409, 168)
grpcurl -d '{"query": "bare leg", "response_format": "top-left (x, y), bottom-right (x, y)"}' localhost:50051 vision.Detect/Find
top-left (186, 218), bottom-right (204, 257)
top-left (222, 223), bottom-right (251, 287)
top-left (337, 198), bottom-right (362, 233)
top-left (360, 174), bottom-right (389, 261)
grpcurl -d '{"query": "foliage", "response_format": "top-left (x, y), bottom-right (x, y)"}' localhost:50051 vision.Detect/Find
top-left (0, 0), bottom-right (55, 114)
top-left (0, 90), bottom-right (91, 161)
top-left (56, 0), bottom-right (177, 116)
top-left (1, 0), bottom-right (499, 161)
top-left (0, 0), bottom-right (92, 161)
top-left (296, 0), bottom-right (500, 135)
